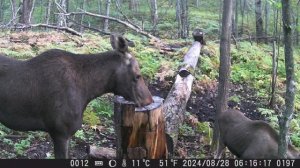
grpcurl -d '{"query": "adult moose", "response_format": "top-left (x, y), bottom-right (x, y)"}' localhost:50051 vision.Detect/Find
top-left (216, 109), bottom-right (300, 159)
top-left (0, 34), bottom-right (153, 158)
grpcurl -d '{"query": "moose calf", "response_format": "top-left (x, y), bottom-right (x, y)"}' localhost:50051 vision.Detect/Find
top-left (217, 109), bottom-right (300, 159)
top-left (0, 34), bottom-right (153, 158)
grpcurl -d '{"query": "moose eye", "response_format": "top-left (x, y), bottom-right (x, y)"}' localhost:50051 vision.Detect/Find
top-left (134, 75), bottom-right (141, 82)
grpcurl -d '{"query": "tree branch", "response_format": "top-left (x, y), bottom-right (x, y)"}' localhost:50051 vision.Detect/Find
top-left (114, 0), bottom-right (141, 30)
top-left (59, 10), bottom-right (158, 40)
top-left (67, 18), bottom-right (110, 35)
top-left (13, 23), bottom-right (82, 36)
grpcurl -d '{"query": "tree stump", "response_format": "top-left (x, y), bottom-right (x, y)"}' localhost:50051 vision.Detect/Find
top-left (114, 96), bottom-right (167, 159)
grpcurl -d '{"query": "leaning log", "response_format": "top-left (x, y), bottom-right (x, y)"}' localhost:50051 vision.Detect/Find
top-left (114, 96), bottom-right (167, 159)
top-left (163, 29), bottom-right (204, 157)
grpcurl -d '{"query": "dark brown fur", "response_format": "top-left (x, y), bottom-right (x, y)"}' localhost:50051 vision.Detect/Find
top-left (0, 35), bottom-right (153, 158)
top-left (217, 109), bottom-right (300, 159)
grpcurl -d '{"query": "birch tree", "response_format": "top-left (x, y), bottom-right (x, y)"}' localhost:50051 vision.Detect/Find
top-left (56, 0), bottom-right (67, 27)
top-left (150, 0), bottom-right (158, 34)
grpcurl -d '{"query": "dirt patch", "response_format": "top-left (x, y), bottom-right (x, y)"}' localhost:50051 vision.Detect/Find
top-left (186, 82), bottom-right (265, 122)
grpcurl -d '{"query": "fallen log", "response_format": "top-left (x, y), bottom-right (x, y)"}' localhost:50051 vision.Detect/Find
top-left (114, 96), bottom-right (167, 159)
top-left (163, 29), bottom-right (204, 157)
top-left (87, 146), bottom-right (116, 159)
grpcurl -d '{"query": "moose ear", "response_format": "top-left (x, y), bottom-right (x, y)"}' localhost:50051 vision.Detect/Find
top-left (110, 34), bottom-right (128, 52)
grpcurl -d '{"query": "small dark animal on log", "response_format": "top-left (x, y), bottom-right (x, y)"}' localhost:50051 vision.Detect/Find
top-left (217, 109), bottom-right (300, 159)
top-left (192, 28), bottom-right (206, 45)
top-left (0, 34), bottom-right (153, 159)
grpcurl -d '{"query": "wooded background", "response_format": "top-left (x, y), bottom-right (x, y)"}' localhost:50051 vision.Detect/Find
top-left (0, 0), bottom-right (299, 43)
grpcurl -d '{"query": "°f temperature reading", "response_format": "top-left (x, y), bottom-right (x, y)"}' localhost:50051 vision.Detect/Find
top-left (159, 159), bottom-right (178, 167)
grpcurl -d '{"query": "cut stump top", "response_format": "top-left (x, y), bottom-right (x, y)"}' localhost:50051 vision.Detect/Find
top-left (114, 96), bottom-right (164, 112)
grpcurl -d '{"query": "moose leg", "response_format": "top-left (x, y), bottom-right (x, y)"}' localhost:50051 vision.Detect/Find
top-left (215, 139), bottom-right (226, 159)
top-left (51, 134), bottom-right (70, 159)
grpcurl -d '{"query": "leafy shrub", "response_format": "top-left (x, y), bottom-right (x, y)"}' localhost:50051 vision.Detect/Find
top-left (83, 106), bottom-right (100, 126)
top-left (14, 135), bottom-right (33, 156)
top-left (90, 97), bottom-right (113, 118)
top-left (74, 130), bottom-right (86, 141)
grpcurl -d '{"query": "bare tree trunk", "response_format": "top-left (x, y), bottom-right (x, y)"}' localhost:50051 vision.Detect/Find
top-left (129, 0), bottom-right (138, 13)
top-left (269, 41), bottom-right (278, 108)
top-left (296, 1), bottom-right (299, 45)
top-left (57, 0), bottom-right (67, 27)
top-left (240, 0), bottom-right (245, 35)
top-left (104, 0), bottom-right (111, 32)
top-left (196, 0), bottom-right (200, 8)
top-left (176, 0), bottom-right (180, 22)
top-left (30, 0), bottom-right (35, 23)
top-left (98, 0), bottom-right (102, 14)
top-left (177, 0), bottom-right (188, 38)
top-left (80, 0), bottom-right (86, 33)
top-left (255, 0), bottom-right (264, 43)
top-left (10, 0), bottom-right (18, 25)
top-left (264, 0), bottom-right (270, 43)
top-left (212, 0), bottom-right (233, 158)
top-left (278, 0), bottom-right (295, 159)
top-left (150, 0), bottom-right (158, 34)
top-left (218, 0), bottom-right (223, 38)
top-left (0, 0), bottom-right (4, 23)
top-left (232, 0), bottom-right (238, 38)
top-left (45, 0), bottom-right (52, 25)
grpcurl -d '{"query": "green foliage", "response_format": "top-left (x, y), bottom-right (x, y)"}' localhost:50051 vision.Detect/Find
top-left (14, 135), bottom-right (33, 156)
top-left (196, 122), bottom-right (211, 135)
top-left (74, 130), bottom-right (86, 141)
top-left (3, 138), bottom-right (14, 146)
top-left (258, 108), bottom-right (278, 130)
top-left (179, 124), bottom-right (195, 136)
top-left (268, 0), bottom-right (282, 8)
top-left (0, 48), bottom-right (35, 59)
top-left (199, 56), bottom-right (219, 79)
top-left (229, 95), bottom-right (241, 104)
top-left (290, 118), bottom-right (300, 147)
top-left (291, 134), bottom-right (300, 147)
top-left (136, 51), bottom-right (161, 80)
top-left (196, 122), bottom-right (212, 144)
top-left (83, 106), bottom-right (100, 126)
top-left (0, 123), bottom-right (13, 136)
top-left (89, 97), bottom-right (113, 118)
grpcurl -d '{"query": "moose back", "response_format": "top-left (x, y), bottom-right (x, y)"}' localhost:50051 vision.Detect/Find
top-left (0, 34), bottom-right (153, 158)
